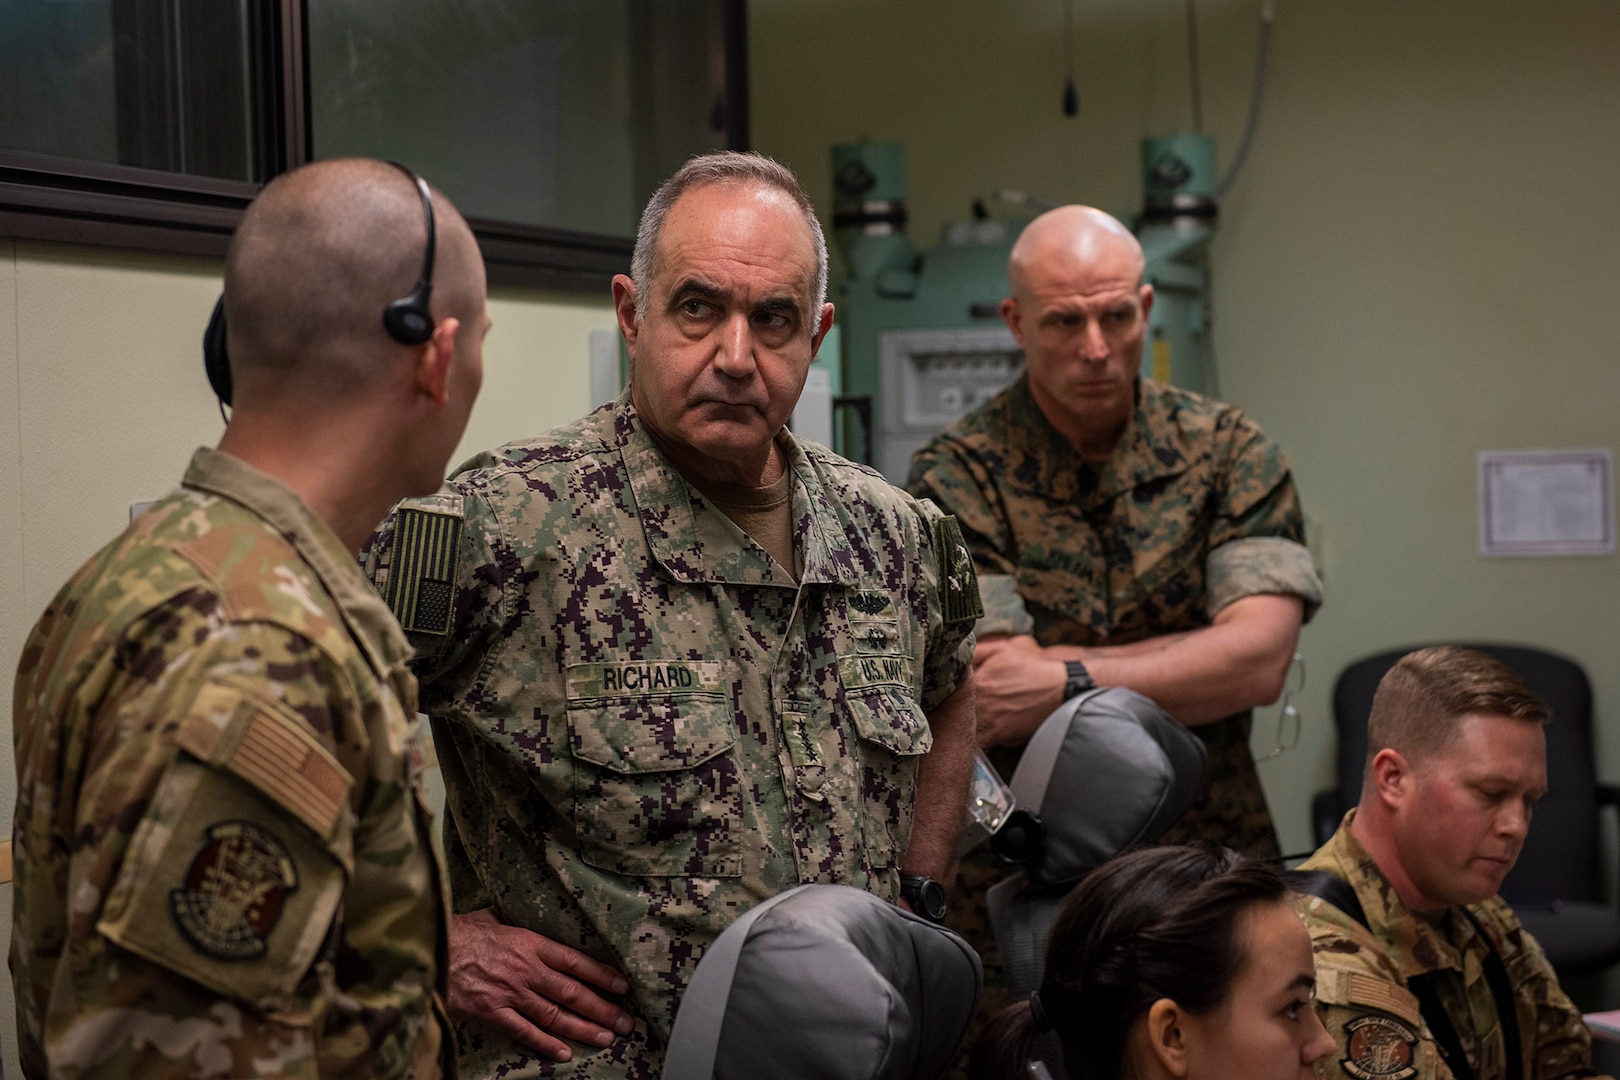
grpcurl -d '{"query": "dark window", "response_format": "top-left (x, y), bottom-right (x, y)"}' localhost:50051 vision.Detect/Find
top-left (0, 0), bottom-right (746, 290)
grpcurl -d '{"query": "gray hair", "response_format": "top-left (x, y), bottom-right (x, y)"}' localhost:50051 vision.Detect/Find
top-left (629, 151), bottom-right (828, 330)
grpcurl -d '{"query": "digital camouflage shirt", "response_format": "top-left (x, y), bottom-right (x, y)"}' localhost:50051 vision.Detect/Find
top-left (11, 448), bottom-right (451, 1080)
top-left (907, 373), bottom-right (1322, 856)
top-left (362, 395), bottom-right (977, 1080)
top-left (1298, 816), bottom-right (1604, 1080)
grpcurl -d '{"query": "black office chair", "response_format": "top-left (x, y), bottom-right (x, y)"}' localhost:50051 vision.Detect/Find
top-left (1312, 643), bottom-right (1620, 976)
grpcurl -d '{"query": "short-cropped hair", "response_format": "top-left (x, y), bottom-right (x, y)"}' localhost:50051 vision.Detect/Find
top-left (629, 150), bottom-right (828, 325)
top-left (1365, 646), bottom-right (1549, 772)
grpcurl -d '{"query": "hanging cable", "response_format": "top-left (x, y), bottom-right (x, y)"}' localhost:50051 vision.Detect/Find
top-left (1061, 0), bottom-right (1079, 116)
top-left (1184, 0), bottom-right (1204, 134)
top-left (1217, 0), bottom-right (1276, 197)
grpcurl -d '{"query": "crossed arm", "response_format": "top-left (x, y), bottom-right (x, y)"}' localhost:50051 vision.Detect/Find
top-left (972, 593), bottom-right (1305, 748)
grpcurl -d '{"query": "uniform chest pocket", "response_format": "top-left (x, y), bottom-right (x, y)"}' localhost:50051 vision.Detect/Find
top-left (844, 686), bottom-right (933, 868)
top-left (1124, 512), bottom-right (1205, 611)
top-left (567, 676), bottom-right (743, 879)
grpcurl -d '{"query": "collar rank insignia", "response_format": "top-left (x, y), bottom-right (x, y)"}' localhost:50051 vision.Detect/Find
top-left (170, 820), bottom-right (299, 960)
top-left (934, 515), bottom-right (984, 626)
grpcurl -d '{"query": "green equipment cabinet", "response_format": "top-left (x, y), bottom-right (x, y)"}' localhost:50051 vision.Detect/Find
top-left (830, 137), bottom-right (1219, 484)
top-left (1138, 133), bottom-right (1218, 396)
top-left (830, 141), bottom-right (1022, 482)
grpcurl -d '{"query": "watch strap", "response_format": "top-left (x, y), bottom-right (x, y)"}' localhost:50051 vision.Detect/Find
top-left (899, 873), bottom-right (948, 923)
top-left (1062, 659), bottom-right (1096, 700)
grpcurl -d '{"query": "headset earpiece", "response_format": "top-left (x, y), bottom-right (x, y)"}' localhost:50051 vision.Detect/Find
top-left (202, 162), bottom-right (438, 410)
top-left (383, 290), bottom-right (435, 344)
top-left (382, 166), bottom-right (437, 346)
top-left (203, 294), bottom-right (232, 406)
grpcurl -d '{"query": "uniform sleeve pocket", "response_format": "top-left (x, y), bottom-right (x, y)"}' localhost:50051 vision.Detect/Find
top-left (845, 688), bottom-right (932, 869)
top-left (95, 683), bottom-right (354, 1016)
top-left (568, 692), bottom-right (743, 878)
top-left (846, 687), bottom-right (934, 757)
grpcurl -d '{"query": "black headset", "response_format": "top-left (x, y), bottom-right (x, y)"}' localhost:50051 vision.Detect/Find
top-left (203, 161), bottom-right (438, 408)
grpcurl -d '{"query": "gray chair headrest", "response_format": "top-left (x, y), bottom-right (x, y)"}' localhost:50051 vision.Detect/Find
top-left (1012, 687), bottom-right (1206, 886)
top-left (663, 884), bottom-right (982, 1080)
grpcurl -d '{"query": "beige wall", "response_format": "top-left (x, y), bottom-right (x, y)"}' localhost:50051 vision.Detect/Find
top-left (0, 237), bottom-right (613, 1074)
top-left (752, 0), bottom-right (1620, 857)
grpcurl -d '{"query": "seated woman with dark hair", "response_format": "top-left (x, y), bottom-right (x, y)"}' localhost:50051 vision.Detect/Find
top-left (970, 845), bottom-right (1333, 1080)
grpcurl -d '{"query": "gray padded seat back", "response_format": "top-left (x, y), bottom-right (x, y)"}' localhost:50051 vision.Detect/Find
top-left (663, 884), bottom-right (983, 1080)
top-left (1014, 687), bottom-right (1206, 886)
top-left (990, 689), bottom-right (1208, 1079)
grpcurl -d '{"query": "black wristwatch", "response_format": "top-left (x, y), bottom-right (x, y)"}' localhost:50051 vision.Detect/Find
top-left (900, 873), bottom-right (949, 924)
top-left (1062, 659), bottom-right (1096, 701)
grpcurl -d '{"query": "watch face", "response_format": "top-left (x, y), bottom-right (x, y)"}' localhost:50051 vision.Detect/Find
top-left (920, 879), bottom-right (948, 922)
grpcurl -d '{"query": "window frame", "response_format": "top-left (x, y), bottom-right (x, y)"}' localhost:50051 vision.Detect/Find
top-left (0, 0), bottom-right (748, 291)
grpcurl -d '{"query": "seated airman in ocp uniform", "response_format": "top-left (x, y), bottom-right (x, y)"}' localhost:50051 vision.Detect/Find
top-left (1296, 646), bottom-right (1609, 1080)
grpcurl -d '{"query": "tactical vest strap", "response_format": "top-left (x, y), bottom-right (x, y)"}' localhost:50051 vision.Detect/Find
top-left (1288, 870), bottom-right (1367, 929)
top-left (1455, 907), bottom-right (1525, 1080)
top-left (1406, 974), bottom-right (1476, 1080)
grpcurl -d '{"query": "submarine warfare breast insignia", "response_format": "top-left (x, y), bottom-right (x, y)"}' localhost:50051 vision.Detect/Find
top-left (170, 820), bottom-right (299, 960)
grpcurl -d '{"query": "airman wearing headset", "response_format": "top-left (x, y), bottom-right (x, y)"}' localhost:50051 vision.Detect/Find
top-left (11, 157), bottom-right (489, 1078)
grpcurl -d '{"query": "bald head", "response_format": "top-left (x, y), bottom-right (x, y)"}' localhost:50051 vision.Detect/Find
top-left (999, 206), bottom-right (1152, 457)
top-left (1007, 205), bottom-right (1144, 298)
top-left (224, 158), bottom-right (484, 403)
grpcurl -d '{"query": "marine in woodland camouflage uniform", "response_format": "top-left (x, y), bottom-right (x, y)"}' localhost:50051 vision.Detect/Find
top-left (363, 392), bottom-right (977, 1079)
top-left (911, 372), bottom-right (1320, 1041)
top-left (12, 449), bottom-right (451, 1078)
top-left (1299, 816), bottom-right (1602, 1080)
top-left (909, 371), bottom-right (1321, 854)
top-left (908, 209), bottom-right (1320, 1061)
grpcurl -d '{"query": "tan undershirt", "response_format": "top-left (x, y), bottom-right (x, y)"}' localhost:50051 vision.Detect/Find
top-left (690, 466), bottom-right (798, 581)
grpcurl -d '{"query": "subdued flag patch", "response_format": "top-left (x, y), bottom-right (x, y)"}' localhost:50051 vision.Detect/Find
top-left (385, 507), bottom-right (463, 636)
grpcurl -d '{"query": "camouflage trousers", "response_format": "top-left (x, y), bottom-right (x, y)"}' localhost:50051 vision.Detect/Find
top-left (944, 711), bottom-right (1280, 1076)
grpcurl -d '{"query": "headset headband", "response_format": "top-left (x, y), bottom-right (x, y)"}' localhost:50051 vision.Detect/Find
top-left (202, 161), bottom-right (439, 409)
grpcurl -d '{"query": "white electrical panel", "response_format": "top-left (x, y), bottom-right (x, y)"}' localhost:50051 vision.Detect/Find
top-left (877, 325), bottom-right (1022, 483)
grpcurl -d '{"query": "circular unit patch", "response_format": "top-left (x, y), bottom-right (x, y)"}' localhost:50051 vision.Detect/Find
top-left (170, 820), bottom-right (300, 960)
top-left (1342, 1013), bottom-right (1419, 1080)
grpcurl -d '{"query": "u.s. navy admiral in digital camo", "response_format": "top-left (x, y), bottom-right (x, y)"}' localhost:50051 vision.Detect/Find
top-left (11, 158), bottom-right (491, 1078)
top-left (362, 151), bottom-right (980, 1079)
top-left (1297, 647), bottom-right (1608, 1080)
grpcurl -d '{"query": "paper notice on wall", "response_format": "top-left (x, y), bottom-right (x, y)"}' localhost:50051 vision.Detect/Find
top-left (1478, 449), bottom-right (1613, 556)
